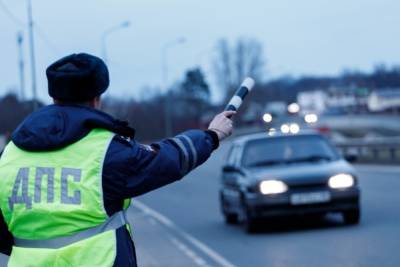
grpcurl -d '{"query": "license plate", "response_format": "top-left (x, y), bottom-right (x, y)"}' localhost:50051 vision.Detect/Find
top-left (290, 191), bottom-right (331, 205)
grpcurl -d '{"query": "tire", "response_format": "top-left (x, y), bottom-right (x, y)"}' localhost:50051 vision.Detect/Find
top-left (342, 208), bottom-right (360, 225)
top-left (224, 213), bottom-right (238, 224)
top-left (241, 205), bottom-right (258, 233)
top-left (220, 193), bottom-right (238, 224)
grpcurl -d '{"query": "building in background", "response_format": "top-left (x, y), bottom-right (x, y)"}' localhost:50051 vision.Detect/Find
top-left (297, 87), bottom-right (373, 115)
top-left (297, 91), bottom-right (327, 114)
top-left (368, 89), bottom-right (400, 113)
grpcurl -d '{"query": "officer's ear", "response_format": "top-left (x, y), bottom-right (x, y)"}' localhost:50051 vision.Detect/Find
top-left (93, 96), bottom-right (101, 109)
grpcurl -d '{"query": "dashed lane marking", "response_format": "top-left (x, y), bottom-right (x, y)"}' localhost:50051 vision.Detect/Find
top-left (134, 200), bottom-right (237, 267)
top-left (169, 237), bottom-right (212, 267)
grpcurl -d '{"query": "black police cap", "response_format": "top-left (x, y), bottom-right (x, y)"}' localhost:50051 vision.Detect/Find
top-left (46, 53), bottom-right (109, 101)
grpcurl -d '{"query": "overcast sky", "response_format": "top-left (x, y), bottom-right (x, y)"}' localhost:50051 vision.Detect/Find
top-left (1, 0), bottom-right (399, 103)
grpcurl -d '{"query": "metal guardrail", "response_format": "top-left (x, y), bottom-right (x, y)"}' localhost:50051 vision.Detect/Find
top-left (334, 137), bottom-right (400, 163)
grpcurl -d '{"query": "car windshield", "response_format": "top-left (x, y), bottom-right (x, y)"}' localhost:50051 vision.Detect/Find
top-left (242, 135), bottom-right (339, 168)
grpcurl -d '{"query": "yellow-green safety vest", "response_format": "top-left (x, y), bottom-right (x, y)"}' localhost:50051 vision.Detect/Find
top-left (0, 128), bottom-right (131, 267)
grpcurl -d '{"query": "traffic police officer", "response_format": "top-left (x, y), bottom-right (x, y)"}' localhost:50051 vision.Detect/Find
top-left (0, 53), bottom-right (235, 267)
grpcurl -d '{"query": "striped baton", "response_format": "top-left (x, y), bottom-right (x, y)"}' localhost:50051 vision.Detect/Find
top-left (224, 77), bottom-right (255, 112)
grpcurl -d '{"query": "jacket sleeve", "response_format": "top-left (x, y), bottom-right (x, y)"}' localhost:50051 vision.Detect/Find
top-left (0, 209), bottom-right (13, 256)
top-left (102, 130), bottom-right (219, 200)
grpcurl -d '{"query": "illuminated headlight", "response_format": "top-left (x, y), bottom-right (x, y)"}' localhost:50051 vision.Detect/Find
top-left (289, 123), bottom-right (300, 134)
top-left (281, 124), bottom-right (290, 133)
top-left (288, 103), bottom-right (300, 114)
top-left (304, 113), bottom-right (318, 124)
top-left (263, 113), bottom-right (273, 123)
top-left (281, 123), bottom-right (300, 134)
top-left (328, 174), bottom-right (354, 189)
top-left (260, 180), bottom-right (288, 195)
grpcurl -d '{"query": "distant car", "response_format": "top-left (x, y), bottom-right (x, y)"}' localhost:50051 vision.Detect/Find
top-left (219, 131), bottom-right (360, 232)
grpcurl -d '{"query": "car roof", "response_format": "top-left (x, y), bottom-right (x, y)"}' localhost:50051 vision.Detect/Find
top-left (232, 130), bottom-right (323, 146)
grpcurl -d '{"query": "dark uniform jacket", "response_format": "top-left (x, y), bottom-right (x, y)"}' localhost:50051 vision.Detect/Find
top-left (0, 104), bottom-right (219, 267)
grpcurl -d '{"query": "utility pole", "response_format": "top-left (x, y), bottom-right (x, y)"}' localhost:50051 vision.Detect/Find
top-left (17, 32), bottom-right (25, 101)
top-left (27, 0), bottom-right (38, 109)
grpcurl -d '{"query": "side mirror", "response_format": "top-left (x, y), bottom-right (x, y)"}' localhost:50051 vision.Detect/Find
top-left (222, 165), bottom-right (245, 175)
top-left (345, 154), bottom-right (358, 163)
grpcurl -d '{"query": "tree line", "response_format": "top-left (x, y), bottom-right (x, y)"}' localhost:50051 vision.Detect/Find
top-left (1, 37), bottom-right (400, 141)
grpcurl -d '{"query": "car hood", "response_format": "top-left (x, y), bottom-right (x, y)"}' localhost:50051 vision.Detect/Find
top-left (245, 160), bottom-right (356, 186)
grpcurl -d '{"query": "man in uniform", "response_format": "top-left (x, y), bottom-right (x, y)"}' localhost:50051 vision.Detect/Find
top-left (0, 53), bottom-right (235, 267)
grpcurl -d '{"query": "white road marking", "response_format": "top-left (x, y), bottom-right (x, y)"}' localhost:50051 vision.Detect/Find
top-left (169, 237), bottom-right (211, 267)
top-left (134, 201), bottom-right (237, 267)
top-left (134, 201), bottom-right (174, 227)
top-left (146, 217), bottom-right (158, 226)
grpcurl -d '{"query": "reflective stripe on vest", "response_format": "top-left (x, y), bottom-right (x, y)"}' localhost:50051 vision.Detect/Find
top-left (14, 209), bottom-right (127, 249)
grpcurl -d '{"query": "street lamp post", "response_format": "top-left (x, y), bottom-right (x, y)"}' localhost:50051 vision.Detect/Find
top-left (162, 37), bottom-right (186, 137)
top-left (101, 21), bottom-right (131, 64)
top-left (27, 0), bottom-right (37, 109)
top-left (17, 32), bottom-right (25, 101)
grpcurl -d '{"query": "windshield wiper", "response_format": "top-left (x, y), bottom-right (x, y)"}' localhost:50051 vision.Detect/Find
top-left (247, 160), bottom-right (285, 167)
top-left (287, 155), bottom-right (332, 163)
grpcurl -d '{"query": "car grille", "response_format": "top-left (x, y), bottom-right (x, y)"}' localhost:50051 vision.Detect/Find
top-left (287, 182), bottom-right (328, 191)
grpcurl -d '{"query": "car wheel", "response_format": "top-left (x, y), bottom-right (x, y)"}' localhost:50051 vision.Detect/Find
top-left (224, 213), bottom-right (239, 224)
top-left (342, 208), bottom-right (360, 225)
top-left (242, 206), bottom-right (257, 233)
top-left (220, 193), bottom-right (238, 224)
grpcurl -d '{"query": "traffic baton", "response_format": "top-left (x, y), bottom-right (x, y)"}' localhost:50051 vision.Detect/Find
top-left (224, 77), bottom-right (255, 115)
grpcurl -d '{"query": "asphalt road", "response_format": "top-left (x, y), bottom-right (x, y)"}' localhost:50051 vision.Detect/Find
top-left (137, 141), bottom-right (400, 267)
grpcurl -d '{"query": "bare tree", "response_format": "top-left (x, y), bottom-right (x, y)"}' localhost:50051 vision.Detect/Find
top-left (213, 37), bottom-right (266, 101)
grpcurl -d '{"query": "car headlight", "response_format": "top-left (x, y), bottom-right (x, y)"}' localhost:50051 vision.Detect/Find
top-left (328, 173), bottom-right (354, 189)
top-left (260, 180), bottom-right (288, 195)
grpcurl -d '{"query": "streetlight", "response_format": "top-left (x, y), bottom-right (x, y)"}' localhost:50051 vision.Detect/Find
top-left (101, 21), bottom-right (131, 64)
top-left (27, 0), bottom-right (37, 109)
top-left (288, 103), bottom-right (300, 114)
top-left (17, 31), bottom-right (25, 100)
top-left (162, 37), bottom-right (186, 137)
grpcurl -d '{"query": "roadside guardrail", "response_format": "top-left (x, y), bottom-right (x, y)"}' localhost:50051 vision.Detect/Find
top-left (334, 137), bottom-right (400, 164)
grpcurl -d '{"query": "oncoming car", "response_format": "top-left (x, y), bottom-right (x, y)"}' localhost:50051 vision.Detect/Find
top-left (219, 132), bottom-right (361, 232)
